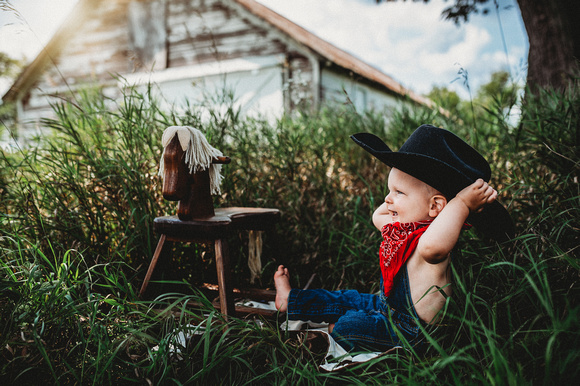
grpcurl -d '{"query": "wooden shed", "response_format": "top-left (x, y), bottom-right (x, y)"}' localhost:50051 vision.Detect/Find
top-left (2, 0), bottom-right (432, 137)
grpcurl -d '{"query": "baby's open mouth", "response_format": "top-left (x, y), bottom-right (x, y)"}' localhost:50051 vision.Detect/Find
top-left (391, 211), bottom-right (398, 216)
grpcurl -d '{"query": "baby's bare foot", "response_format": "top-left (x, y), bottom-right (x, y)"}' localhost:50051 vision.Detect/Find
top-left (274, 265), bottom-right (291, 312)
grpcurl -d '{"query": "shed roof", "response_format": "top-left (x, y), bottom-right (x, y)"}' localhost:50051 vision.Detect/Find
top-left (3, 0), bottom-right (432, 107)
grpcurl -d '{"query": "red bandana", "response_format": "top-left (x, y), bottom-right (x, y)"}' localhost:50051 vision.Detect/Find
top-left (379, 220), bottom-right (432, 296)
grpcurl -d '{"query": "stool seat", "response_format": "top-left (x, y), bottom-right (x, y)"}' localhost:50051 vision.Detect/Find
top-left (140, 207), bottom-right (280, 317)
top-left (154, 207), bottom-right (280, 241)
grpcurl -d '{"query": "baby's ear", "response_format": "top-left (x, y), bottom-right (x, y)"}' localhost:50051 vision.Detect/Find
top-left (429, 195), bottom-right (447, 217)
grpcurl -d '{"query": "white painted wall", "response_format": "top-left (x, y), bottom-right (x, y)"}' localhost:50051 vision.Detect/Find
top-left (14, 55), bottom-right (285, 139)
top-left (121, 55), bottom-right (285, 120)
top-left (320, 70), bottom-right (401, 114)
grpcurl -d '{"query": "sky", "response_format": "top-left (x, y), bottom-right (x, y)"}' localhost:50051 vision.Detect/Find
top-left (0, 0), bottom-right (528, 99)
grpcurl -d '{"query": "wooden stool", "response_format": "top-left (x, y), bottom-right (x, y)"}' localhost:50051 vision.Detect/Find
top-left (140, 128), bottom-right (280, 318)
top-left (139, 207), bottom-right (279, 316)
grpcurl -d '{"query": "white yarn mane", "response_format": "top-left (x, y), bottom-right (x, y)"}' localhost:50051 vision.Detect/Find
top-left (159, 126), bottom-right (224, 195)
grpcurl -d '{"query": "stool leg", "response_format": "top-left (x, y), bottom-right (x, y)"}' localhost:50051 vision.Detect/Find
top-left (139, 234), bottom-right (167, 298)
top-left (215, 238), bottom-right (235, 317)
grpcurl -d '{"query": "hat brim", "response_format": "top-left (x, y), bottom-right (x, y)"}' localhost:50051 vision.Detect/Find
top-left (351, 133), bottom-right (514, 242)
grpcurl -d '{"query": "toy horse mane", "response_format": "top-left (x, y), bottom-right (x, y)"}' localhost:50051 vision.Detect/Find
top-left (159, 126), bottom-right (223, 195)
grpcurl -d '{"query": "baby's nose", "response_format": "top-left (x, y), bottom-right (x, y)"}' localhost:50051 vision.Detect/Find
top-left (384, 192), bottom-right (392, 203)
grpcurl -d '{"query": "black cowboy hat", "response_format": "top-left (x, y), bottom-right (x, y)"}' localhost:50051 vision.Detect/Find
top-left (351, 124), bottom-right (514, 242)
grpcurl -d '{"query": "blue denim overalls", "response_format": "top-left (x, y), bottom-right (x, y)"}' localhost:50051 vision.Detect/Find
top-left (286, 264), bottom-right (430, 352)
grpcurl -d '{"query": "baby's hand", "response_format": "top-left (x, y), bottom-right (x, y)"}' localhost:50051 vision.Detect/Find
top-left (456, 179), bottom-right (498, 213)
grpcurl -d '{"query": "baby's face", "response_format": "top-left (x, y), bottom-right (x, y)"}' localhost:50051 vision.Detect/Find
top-left (384, 168), bottom-right (435, 224)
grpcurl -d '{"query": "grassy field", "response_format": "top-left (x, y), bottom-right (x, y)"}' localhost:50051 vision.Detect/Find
top-left (1, 80), bottom-right (578, 384)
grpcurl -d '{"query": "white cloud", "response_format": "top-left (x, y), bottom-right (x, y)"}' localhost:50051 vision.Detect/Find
top-left (419, 25), bottom-right (491, 76)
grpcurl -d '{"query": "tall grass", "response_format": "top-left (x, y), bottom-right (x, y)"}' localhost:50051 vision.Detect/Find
top-left (1, 78), bottom-right (578, 384)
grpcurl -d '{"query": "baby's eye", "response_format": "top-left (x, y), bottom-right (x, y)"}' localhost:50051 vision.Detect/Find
top-left (396, 190), bottom-right (404, 195)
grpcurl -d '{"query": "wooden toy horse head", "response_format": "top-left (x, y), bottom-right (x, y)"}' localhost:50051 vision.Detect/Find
top-left (159, 126), bottom-right (230, 220)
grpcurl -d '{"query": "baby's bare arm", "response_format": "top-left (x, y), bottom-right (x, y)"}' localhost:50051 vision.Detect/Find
top-left (372, 202), bottom-right (390, 230)
top-left (417, 179), bottom-right (497, 263)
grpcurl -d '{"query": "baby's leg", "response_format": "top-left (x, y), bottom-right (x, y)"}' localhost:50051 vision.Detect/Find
top-left (274, 265), bottom-right (291, 312)
top-left (285, 288), bottom-right (381, 325)
top-left (331, 309), bottom-right (401, 352)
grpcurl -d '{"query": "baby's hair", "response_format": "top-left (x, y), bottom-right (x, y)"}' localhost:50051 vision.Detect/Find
top-left (423, 181), bottom-right (446, 200)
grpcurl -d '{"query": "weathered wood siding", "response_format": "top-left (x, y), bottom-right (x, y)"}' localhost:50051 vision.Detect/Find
top-left (167, 0), bottom-right (289, 67)
top-left (22, 0), bottom-right (131, 128)
top-left (40, 0), bottom-right (130, 88)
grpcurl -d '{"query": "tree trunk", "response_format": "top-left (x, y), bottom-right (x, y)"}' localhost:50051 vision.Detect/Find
top-left (517, 0), bottom-right (579, 92)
